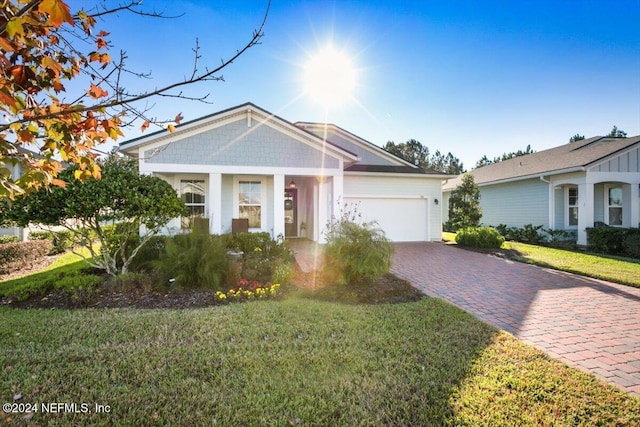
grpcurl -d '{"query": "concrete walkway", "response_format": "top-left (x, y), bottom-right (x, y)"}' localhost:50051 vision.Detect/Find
top-left (390, 242), bottom-right (640, 396)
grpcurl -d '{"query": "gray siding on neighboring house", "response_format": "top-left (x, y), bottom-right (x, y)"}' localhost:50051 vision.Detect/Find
top-left (145, 119), bottom-right (340, 169)
top-left (589, 146), bottom-right (640, 173)
top-left (479, 178), bottom-right (549, 228)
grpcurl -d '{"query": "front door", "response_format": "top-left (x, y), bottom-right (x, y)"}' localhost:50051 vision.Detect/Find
top-left (284, 189), bottom-right (297, 237)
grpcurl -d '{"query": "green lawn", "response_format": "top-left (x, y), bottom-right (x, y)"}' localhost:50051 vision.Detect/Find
top-left (442, 232), bottom-right (640, 288)
top-left (1, 296), bottom-right (639, 426)
top-left (0, 250), bottom-right (92, 301)
top-left (506, 241), bottom-right (640, 288)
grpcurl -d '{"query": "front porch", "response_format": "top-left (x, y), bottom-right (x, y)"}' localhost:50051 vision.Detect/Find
top-left (152, 171), bottom-right (343, 243)
top-left (549, 176), bottom-right (640, 245)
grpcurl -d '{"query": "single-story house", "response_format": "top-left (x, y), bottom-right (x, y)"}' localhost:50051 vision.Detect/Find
top-left (443, 135), bottom-right (640, 246)
top-left (119, 103), bottom-right (449, 243)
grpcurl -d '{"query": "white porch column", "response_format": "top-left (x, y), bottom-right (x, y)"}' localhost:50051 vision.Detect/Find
top-left (317, 177), bottom-right (330, 244)
top-left (631, 182), bottom-right (640, 228)
top-left (273, 174), bottom-right (285, 238)
top-left (209, 173), bottom-right (222, 234)
top-left (547, 181), bottom-right (555, 229)
top-left (332, 174), bottom-right (343, 219)
top-left (577, 182), bottom-right (594, 246)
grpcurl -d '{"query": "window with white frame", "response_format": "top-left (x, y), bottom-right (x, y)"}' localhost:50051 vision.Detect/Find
top-left (180, 180), bottom-right (205, 229)
top-left (238, 180), bottom-right (262, 228)
top-left (567, 186), bottom-right (578, 227)
top-left (606, 185), bottom-right (623, 226)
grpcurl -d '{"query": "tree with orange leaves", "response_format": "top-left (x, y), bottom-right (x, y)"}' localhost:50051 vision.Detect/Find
top-left (0, 0), bottom-right (268, 199)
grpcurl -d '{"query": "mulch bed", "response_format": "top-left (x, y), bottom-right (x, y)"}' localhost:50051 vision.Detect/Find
top-left (2, 287), bottom-right (224, 310)
top-left (3, 265), bottom-right (424, 309)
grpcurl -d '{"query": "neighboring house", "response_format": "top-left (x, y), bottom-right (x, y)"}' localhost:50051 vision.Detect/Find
top-left (0, 147), bottom-right (36, 241)
top-left (119, 103), bottom-right (449, 243)
top-left (443, 135), bottom-right (640, 246)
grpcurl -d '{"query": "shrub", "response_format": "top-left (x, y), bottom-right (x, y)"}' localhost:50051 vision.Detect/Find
top-left (0, 240), bottom-right (52, 274)
top-left (222, 232), bottom-right (293, 283)
top-left (492, 224), bottom-right (546, 244)
top-left (29, 230), bottom-right (74, 254)
top-left (155, 229), bottom-right (229, 290)
top-left (127, 236), bottom-right (167, 272)
top-left (544, 229), bottom-right (577, 248)
top-left (53, 274), bottom-right (103, 303)
top-left (222, 232), bottom-right (291, 260)
top-left (108, 272), bottom-right (155, 293)
top-left (456, 226), bottom-right (505, 249)
top-left (0, 235), bottom-right (19, 244)
top-left (622, 232), bottom-right (640, 259)
top-left (587, 227), bottom-right (640, 258)
top-left (323, 210), bottom-right (393, 285)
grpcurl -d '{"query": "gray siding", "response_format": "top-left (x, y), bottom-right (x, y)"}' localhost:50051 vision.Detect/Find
top-left (479, 178), bottom-right (549, 228)
top-left (145, 119), bottom-right (339, 169)
top-left (590, 146), bottom-right (640, 172)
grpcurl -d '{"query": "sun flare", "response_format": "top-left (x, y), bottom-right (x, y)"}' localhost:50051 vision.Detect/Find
top-left (303, 46), bottom-right (356, 107)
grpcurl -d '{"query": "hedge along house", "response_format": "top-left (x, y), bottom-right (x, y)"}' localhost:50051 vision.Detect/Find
top-left (442, 135), bottom-right (640, 246)
top-left (119, 103), bottom-right (449, 243)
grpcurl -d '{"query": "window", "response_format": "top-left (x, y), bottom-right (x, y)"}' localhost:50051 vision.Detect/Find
top-left (239, 181), bottom-right (262, 228)
top-left (180, 180), bottom-right (205, 229)
top-left (607, 186), bottom-right (623, 226)
top-left (567, 187), bottom-right (578, 227)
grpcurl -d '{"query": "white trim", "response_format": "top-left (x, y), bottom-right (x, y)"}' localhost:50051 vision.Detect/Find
top-left (577, 182), bottom-right (594, 246)
top-left (344, 171), bottom-right (452, 179)
top-left (140, 163), bottom-right (343, 176)
top-left (443, 166), bottom-right (588, 191)
top-left (233, 176), bottom-right (268, 232)
top-left (122, 104), bottom-right (359, 162)
top-left (273, 174), bottom-right (285, 238)
top-left (587, 171), bottom-right (640, 185)
top-left (344, 194), bottom-right (428, 200)
top-left (209, 173), bottom-right (222, 234)
top-left (564, 185), bottom-right (579, 229)
top-left (604, 184), bottom-right (624, 226)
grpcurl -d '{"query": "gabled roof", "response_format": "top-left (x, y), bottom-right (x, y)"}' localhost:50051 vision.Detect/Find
top-left (295, 121), bottom-right (448, 176)
top-left (445, 135), bottom-right (640, 189)
top-left (119, 102), bottom-right (359, 163)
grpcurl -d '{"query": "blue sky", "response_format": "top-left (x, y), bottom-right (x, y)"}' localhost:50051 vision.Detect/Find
top-left (80, 0), bottom-right (640, 169)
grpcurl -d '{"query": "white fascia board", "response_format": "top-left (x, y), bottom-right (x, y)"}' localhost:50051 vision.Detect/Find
top-left (476, 167), bottom-right (586, 187)
top-left (344, 171), bottom-right (451, 179)
top-left (139, 162), bottom-right (343, 176)
top-left (344, 194), bottom-right (429, 199)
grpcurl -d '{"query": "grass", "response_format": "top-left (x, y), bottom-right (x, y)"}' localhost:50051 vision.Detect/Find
top-left (2, 295), bottom-right (639, 426)
top-left (443, 231), bottom-right (640, 288)
top-left (506, 241), bottom-right (640, 288)
top-left (0, 249), bottom-right (93, 301)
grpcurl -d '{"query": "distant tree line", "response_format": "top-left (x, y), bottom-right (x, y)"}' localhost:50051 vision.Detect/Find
top-left (569, 125), bottom-right (627, 143)
top-left (383, 139), bottom-right (465, 174)
top-left (385, 125), bottom-right (630, 174)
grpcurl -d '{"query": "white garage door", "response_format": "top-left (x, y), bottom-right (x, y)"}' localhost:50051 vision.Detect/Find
top-left (344, 197), bottom-right (428, 242)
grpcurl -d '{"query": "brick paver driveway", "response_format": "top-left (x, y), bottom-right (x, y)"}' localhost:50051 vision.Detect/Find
top-left (391, 242), bottom-right (640, 396)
